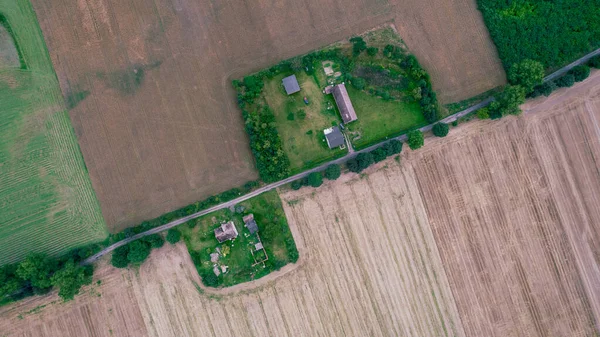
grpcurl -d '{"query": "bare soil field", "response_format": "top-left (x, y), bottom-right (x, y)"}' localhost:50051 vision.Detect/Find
top-left (30, 0), bottom-right (503, 230)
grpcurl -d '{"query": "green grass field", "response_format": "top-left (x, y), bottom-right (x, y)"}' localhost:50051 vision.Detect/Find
top-left (264, 72), bottom-right (346, 173)
top-left (0, 0), bottom-right (107, 265)
top-left (180, 190), bottom-right (298, 287)
top-left (345, 86), bottom-right (426, 149)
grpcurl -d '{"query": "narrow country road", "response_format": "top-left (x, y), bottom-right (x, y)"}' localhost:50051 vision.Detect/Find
top-left (83, 48), bottom-right (600, 265)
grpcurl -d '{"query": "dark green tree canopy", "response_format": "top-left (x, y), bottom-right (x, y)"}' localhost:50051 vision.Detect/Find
top-left (407, 130), bottom-right (424, 150)
top-left (127, 240), bottom-right (152, 265)
top-left (569, 65), bottom-right (590, 82)
top-left (307, 172), bottom-right (323, 188)
top-left (324, 164), bottom-right (341, 180)
top-left (432, 123), bottom-right (449, 137)
top-left (50, 260), bottom-right (92, 301)
top-left (144, 234), bottom-right (164, 249)
top-left (111, 245), bottom-right (130, 269)
top-left (166, 229), bottom-right (182, 244)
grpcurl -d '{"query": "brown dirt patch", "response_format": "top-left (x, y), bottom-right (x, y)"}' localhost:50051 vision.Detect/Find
top-left (30, 0), bottom-right (504, 230)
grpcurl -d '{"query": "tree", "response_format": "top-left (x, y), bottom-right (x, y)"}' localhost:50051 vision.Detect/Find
top-left (407, 130), bottom-right (424, 150)
top-left (366, 47), bottom-right (378, 56)
top-left (532, 81), bottom-right (556, 97)
top-left (384, 139), bottom-right (403, 156)
top-left (432, 123), bottom-right (449, 137)
top-left (50, 260), bottom-right (92, 301)
top-left (508, 59), bottom-right (545, 93)
top-left (287, 111), bottom-right (295, 121)
top-left (16, 253), bottom-right (56, 292)
top-left (324, 164), bottom-right (341, 180)
top-left (111, 245), bottom-right (130, 268)
top-left (556, 74), bottom-right (575, 87)
top-left (590, 56), bottom-right (600, 68)
top-left (307, 172), bottom-right (323, 188)
top-left (356, 152), bottom-right (374, 171)
top-left (350, 37), bottom-right (367, 55)
top-left (0, 264), bottom-right (24, 298)
top-left (166, 229), bottom-right (181, 244)
top-left (346, 158), bottom-right (360, 173)
top-left (351, 77), bottom-right (366, 90)
top-left (127, 240), bottom-right (152, 265)
top-left (291, 180), bottom-right (303, 190)
top-left (495, 85), bottom-right (526, 116)
top-left (570, 65), bottom-right (590, 82)
top-left (476, 108), bottom-right (490, 119)
top-left (144, 234), bottom-right (164, 249)
top-left (371, 147), bottom-right (387, 162)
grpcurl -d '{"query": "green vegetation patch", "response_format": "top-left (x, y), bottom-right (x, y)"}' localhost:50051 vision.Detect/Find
top-left (0, 1), bottom-right (107, 265)
top-left (263, 72), bottom-right (346, 173)
top-left (477, 0), bottom-right (600, 71)
top-left (180, 190), bottom-right (298, 288)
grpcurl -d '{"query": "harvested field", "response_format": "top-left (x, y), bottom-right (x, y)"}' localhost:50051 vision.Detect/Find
top-left (0, 0), bottom-right (107, 265)
top-left (30, 0), bottom-right (504, 230)
top-left (0, 167), bottom-right (464, 336)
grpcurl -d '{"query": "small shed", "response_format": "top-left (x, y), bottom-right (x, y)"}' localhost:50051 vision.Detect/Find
top-left (282, 75), bottom-right (301, 95)
top-left (324, 126), bottom-right (345, 149)
top-left (332, 83), bottom-right (358, 123)
top-left (214, 221), bottom-right (238, 243)
top-left (243, 214), bottom-right (259, 234)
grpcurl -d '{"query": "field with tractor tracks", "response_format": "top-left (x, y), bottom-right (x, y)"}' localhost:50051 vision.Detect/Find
top-left (0, 0), bottom-right (106, 265)
top-left (29, 0), bottom-right (505, 230)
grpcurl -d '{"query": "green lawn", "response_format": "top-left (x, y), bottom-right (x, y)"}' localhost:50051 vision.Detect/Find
top-left (264, 72), bottom-right (346, 173)
top-left (346, 86), bottom-right (426, 149)
top-left (180, 190), bottom-right (298, 288)
top-left (0, 1), bottom-right (108, 265)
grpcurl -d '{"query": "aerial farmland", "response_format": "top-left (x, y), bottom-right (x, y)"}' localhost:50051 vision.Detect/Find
top-left (28, 0), bottom-right (505, 230)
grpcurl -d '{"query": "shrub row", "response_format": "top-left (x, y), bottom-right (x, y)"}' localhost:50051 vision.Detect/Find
top-left (530, 60), bottom-right (598, 99)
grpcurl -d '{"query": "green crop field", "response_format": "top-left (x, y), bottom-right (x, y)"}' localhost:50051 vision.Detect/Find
top-left (0, 0), bottom-right (107, 265)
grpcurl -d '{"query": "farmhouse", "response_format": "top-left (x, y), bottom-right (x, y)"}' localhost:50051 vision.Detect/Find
top-left (214, 221), bottom-right (238, 243)
top-left (282, 75), bottom-right (301, 95)
top-left (324, 126), bottom-right (345, 149)
top-left (332, 84), bottom-right (357, 123)
top-left (243, 214), bottom-right (259, 234)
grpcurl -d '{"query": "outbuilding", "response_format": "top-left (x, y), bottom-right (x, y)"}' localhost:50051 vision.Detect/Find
top-left (324, 126), bottom-right (345, 149)
top-left (243, 214), bottom-right (259, 234)
top-left (282, 75), bottom-right (301, 95)
top-left (332, 83), bottom-right (357, 123)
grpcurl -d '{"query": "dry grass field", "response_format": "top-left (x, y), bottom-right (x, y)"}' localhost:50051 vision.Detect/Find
top-left (30, 0), bottom-right (504, 230)
top-left (1, 72), bottom-right (599, 337)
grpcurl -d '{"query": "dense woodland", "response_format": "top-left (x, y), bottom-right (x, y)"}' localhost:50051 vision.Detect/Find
top-left (477, 0), bottom-right (600, 70)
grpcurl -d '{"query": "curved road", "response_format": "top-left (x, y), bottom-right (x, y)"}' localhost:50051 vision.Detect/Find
top-left (83, 48), bottom-right (600, 265)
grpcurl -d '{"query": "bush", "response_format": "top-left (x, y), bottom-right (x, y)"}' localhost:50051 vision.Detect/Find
top-left (407, 130), bottom-right (424, 150)
top-left (508, 59), bottom-right (545, 93)
top-left (350, 36), bottom-right (367, 55)
top-left (432, 123), bottom-right (449, 137)
top-left (531, 81), bottom-right (557, 97)
top-left (297, 109), bottom-right (306, 120)
top-left (291, 180), bottom-right (304, 190)
top-left (324, 164), bottom-right (341, 180)
top-left (166, 229), bottom-right (181, 244)
top-left (590, 56), bottom-right (600, 68)
top-left (127, 240), bottom-right (152, 265)
top-left (111, 245), bottom-right (130, 269)
top-left (307, 172), bottom-right (323, 188)
top-left (366, 47), bottom-right (378, 56)
top-left (556, 74), bottom-right (575, 88)
top-left (570, 65), bottom-right (590, 82)
top-left (356, 152), bottom-right (374, 171)
top-left (346, 158), bottom-right (360, 173)
top-left (287, 111), bottom-right (295, 121)
top-left (201, 270), bottom-right (220, 287)
top-left (476, 108), bottom-right (490, 119)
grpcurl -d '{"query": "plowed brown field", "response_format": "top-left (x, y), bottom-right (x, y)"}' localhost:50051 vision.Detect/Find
top-left (30, 0), bottom-right (504, 230)
top-left (2, 72), bottom-right (599, 337)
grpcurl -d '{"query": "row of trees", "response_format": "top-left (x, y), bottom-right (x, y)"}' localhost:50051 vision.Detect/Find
top-left (1, 250), bottom-right (95, 302)
top-left (111, 230), bottom-right (181, 269)
top-left (477, 0), bottom-right (600, 71)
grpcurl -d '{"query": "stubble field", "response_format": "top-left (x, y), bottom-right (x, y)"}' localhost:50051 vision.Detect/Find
top-left (30, 0), bottom-right (504, 230)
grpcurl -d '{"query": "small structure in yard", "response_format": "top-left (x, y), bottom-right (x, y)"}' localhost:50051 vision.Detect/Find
top-left (331, 83), bottom-right (358, 123)
top-left (243, 214), bottom-right (259, 234)
top-left (214, 221), bottom-right (238, 243)
top-left (282, 75), bottom-right (301, 95)
top-left (303, 96), bottom-right (309, 105)
top-left (324, 126), bottom-right (345, 149)
top-left (255, 242), bottom-right (264, 251)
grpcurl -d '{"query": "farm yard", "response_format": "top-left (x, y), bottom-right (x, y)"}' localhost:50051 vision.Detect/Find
top-left (0, 0), bottom-right (107, 265)
top-left (2, 70), bottom-right (600, 336)
top-left (27, 0), bottom-right (505, 230)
